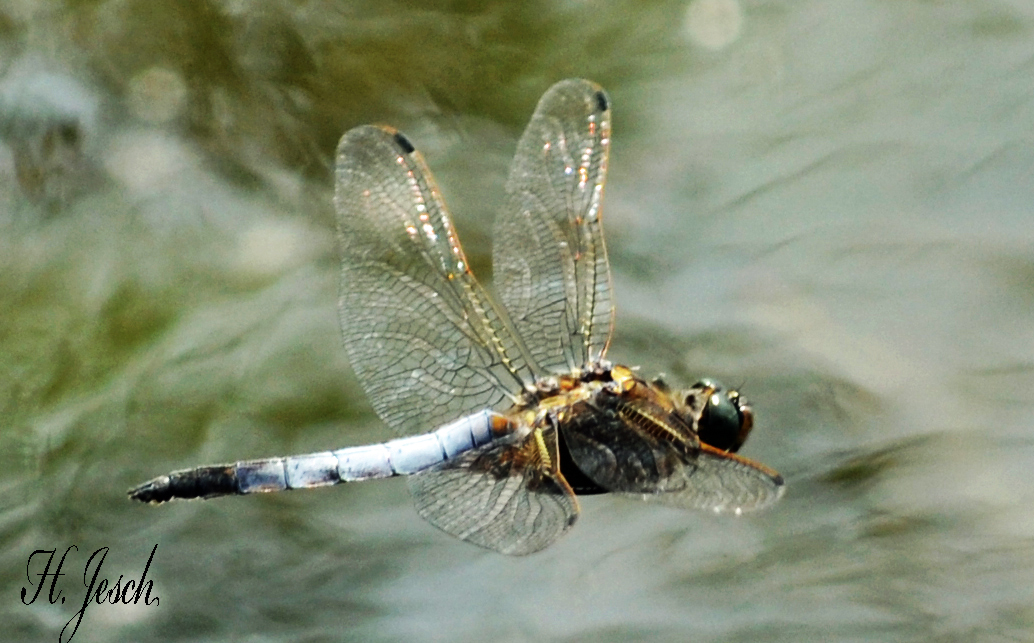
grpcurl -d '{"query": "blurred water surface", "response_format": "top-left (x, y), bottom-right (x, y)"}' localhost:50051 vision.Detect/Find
top-left (2, 1), bottom-right (1033, 641)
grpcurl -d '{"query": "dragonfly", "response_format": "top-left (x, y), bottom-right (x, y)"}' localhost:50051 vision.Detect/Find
top-left (129, 79), bottom-right (784, 555)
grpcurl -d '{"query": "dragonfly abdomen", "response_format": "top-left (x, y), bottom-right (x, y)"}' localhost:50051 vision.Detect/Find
top-left (129, 410), bottom-right (508, 503)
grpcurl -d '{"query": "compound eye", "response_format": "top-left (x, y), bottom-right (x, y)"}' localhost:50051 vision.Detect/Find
top-left (695, 382), bottom-right (752, 453)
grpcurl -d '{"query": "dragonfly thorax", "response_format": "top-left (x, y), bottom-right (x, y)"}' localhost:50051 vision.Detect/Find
top-left (516, 360), bottom-right (616, 408)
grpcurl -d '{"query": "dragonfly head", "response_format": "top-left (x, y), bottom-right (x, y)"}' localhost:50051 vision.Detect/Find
top-left (678, 379), bottom-right (754, 453)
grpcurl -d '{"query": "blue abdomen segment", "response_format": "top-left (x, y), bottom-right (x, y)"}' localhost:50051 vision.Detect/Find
top-left (129, 410), bottom-right (508, 503)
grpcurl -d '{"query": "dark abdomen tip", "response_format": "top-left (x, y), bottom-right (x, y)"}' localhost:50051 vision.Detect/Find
top-left (129, 465), bottom-right (240, 503)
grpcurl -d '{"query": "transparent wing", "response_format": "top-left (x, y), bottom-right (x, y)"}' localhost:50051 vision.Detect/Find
top-left (335, 126), bottom-right (535, 436)
top-left (409, 428), bottom-right (578, 555)
top-left (493, 78), bottom-right (613, 373)
top-left (562, 401), bottom-right (784, 513)
top-left (629, 444), bottom-right (785, 513)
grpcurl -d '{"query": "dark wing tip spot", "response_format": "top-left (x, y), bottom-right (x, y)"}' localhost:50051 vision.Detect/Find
top-left (594, 90), bottom-right (609, 112)
top-left (393, 132), bottom-right (416, 154)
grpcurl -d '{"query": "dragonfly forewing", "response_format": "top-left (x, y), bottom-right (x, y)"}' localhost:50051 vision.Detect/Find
top-left (564, 413), bottom-right (784, 513)
top-left (623, 445), bottom-right (785, 514)
top-left (493, 78), bottom-right (614, 374)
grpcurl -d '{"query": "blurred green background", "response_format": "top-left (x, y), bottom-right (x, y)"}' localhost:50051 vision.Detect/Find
top-left (2, 1), bottom-right (1033, 641)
